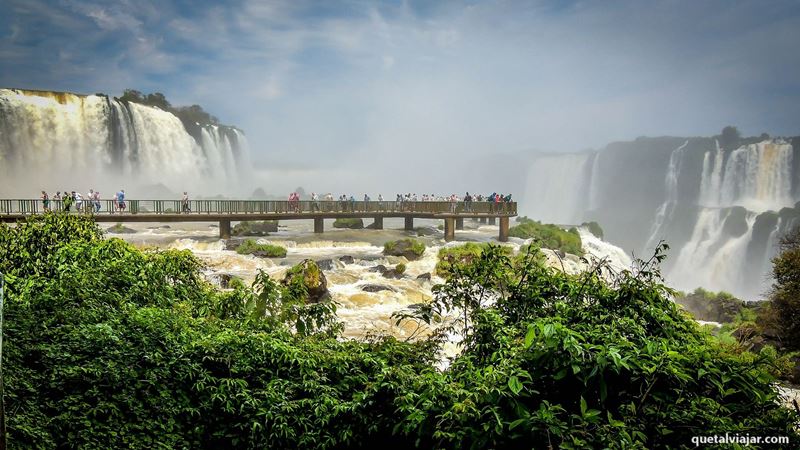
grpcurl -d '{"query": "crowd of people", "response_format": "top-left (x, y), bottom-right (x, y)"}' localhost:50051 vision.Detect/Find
top-left (37, 190), bottom-right (513, 215)
top-left (40, 189), bottom-right (127, 213)
top-left (300, 191), bottom-right (514, 213)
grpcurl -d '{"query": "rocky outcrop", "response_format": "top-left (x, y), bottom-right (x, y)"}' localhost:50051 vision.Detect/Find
top-left (232, 220), bottom-right (278, 236)
top-left (333, 218), bottom-right (364, 229)
top-left (383, 239), bottom-right (426, 261)
top-left (107, 223), bottom-right (137, 234)
top-left (282, 259), bottom-right (330, 303)
top-left (360, 284), bottom-right (398, 293)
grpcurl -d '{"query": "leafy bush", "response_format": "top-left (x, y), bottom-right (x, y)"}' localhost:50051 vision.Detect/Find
top-left (235, 239), bottom-right (287, 257)
top-left (759, 225), bottom-right (800, 351)
top-left (395, 263), bottom-right (407, 275)
top-left (508, 220), bottom-right (583, 255)
top-left (2, 214), bottom-right (796, 448)
top-left (436, 242), bottom-right (512, 277)
top-left (394, 244), bottom-right (798, 448)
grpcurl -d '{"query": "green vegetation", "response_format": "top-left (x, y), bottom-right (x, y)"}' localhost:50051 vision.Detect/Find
top-left (508, 218), bottom-right (583, 255)
top-left (232, 220), bottom-right (278, 236)
top-left (333, 218), bottom-right (364, 229)
top-left (235, 239), bottom-right (287, 257)
top-left (395, 263), bottom-right (406, 275)
top-left (0, 214), bottom-right (796, 447)
top-left (758, 226), bottom-right (800, 351)
top-left (383, 238), bottom-right (426, 260)
top-left (674, 287), bottom-right (747, 323)
top-left (119, 89), bottom-right (220, 126)
top-left (436, 242), bottom-right (512, 277)
top-left (580, 221), bottom-right (604, 239)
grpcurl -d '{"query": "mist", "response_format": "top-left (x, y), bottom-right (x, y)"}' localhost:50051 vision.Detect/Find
top-left (2, 0), bottom-right (800, 198)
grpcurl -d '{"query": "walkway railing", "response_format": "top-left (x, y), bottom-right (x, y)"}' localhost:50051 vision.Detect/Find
top-left (0, 199), bottom-right (517, 216)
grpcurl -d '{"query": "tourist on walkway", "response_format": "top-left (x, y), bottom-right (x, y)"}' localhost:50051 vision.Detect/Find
top-left (115, 190), bottom-right (126, 213)
top-left (93, 190), bottom-right (101, 212)
top-left (41, 191), bottom-right (50, 212)
top-left (182, 192), bottom-right (191, 213)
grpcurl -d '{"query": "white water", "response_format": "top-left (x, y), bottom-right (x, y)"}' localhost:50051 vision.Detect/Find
top-left (700, 140), bottom-right (794, 212)
top-left (110, 220), bottom-right (631, 343)
top-left (0, 89), bottom-right (251, 196)
top-left (669, 209), bottom-right (757, 295)
top-left (644, 140), bottom-right (689, 251)
top-left (523, 152), bottom-right (593, 223)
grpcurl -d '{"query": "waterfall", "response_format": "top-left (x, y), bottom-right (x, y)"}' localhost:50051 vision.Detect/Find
top-left (700, 140), bottom-right (793, 212)
top-left (0, 88), bottom-right (251, 196)
top-left (669, 208), bottom-right (757, 296)
top-left (644, 140), bottom-right (689, 251)
top-left (522, 152), bottom-right (593, 224)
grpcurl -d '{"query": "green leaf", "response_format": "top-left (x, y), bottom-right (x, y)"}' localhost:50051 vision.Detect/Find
top-left (508, 376), bottom-right (523, 395)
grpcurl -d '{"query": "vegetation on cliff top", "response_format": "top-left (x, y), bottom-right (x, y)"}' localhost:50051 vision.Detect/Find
top-left (0, 214), bottom-right (796, 448)
top-left (509, 217), bottom-right (583, 255)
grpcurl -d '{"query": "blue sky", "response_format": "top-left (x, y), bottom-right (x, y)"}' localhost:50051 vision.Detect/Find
top-left (2, 0), bottom-right (800, 190)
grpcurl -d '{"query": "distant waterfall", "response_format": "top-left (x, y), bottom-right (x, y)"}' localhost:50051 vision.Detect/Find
top-left (699, 140), bottom-right (793, 211)
top-left (0, 88), bottom-right (251, 196)
top-left (669, 208), bottom-right (757, 295)
top-left (522, 152), bottom-right (593, 224)
top-left (644, 140), bottom-right (689, 251)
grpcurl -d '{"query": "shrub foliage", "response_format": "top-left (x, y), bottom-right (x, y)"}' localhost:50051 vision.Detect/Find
top-left (1, 214), bottom-right (796, 448)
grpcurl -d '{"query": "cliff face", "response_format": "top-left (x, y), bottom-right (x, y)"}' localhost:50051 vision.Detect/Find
top-left (0, 88), bottom-right (251, 196)
top-left (521, 134), bottom-right (800, 300)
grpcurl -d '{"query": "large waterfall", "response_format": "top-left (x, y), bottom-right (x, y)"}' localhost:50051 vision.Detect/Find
top-left (521, 135), bottom-right (800, 300)
top-left (0, 89), bottom-right (251, 197)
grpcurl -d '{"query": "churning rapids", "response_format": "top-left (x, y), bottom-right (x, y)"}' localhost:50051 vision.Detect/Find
top-left (109, 219), bottom-right (631, 342)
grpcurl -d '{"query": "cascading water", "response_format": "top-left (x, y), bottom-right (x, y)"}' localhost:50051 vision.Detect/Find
top-left (521, 136), bottom-right (798, 301)
top-left (0, 88), bottom-right (251, 196)
top-left (701, 140), bottom-right (793, 212)
top-left (644, 140), bottom-right (689, 251)
top-left (522, 152), bottom-right (593, 224)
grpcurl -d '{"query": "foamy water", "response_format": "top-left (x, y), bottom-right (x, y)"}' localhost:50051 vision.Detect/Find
top-left (109, 219), bottom-right (632, 343)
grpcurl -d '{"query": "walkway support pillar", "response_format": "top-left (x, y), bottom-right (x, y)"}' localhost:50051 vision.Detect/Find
top-left (405, 217), bottom-right (414, 231)
top-left (314, 217), bottom-right (324, 233)
top-left (479, 217), bottom-right (486, 224)
top-left (455, 218), bottom-right (464, 230)
top-left (372, 217), bottom-right (383, 230)
top-left (444, 218), bottom-right (455, 242)
top-left (220, 220), bottom-right (231, 239)
top-left (499, 217), bottom-right (509, 242)
top-left (489, 217), bottom-right (496, 225)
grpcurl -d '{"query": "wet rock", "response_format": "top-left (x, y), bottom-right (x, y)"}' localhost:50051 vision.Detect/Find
top-left (382, 268), bottom-right (404, 279)
top-left (333, 218), bottom-right (364, 229)
top-left (317, 259), bottom-right (336, 270)
top-left (107, 224), bottom-right (137, 234)
top-left (282, 259), bottom-right (331, 303)
top-left (225, 239), bottom-right (244, 251)
top-left (209, 224), bottom-right (218, 228)
top-left (233, 220), bottom-right (278, 236)
top-left (361, 284), bottom-right (398, 293)
top-left (383, 239), bottom-right (426, 261)
top-left (416, 273), bottom-right (432, 281)
top-left (368, 264), bottom-right (388, 274)
top-left (339, 255), bottom-right (355, 265)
